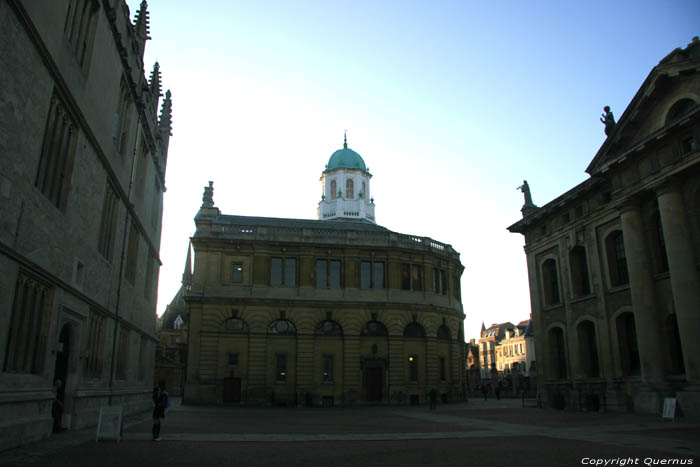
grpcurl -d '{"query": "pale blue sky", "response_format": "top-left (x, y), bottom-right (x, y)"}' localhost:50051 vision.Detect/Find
top-left (127, 0), bottom-right (699, 339)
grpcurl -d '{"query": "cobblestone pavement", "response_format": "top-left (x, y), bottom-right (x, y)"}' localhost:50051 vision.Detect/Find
top-left (1, 398), bottom-right (698, 467)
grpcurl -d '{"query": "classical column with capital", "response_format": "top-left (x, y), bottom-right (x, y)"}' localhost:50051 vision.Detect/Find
top-left (657, 184), bottom-right (700, 383)
top-left (619, 204), bottom-right (665, 385)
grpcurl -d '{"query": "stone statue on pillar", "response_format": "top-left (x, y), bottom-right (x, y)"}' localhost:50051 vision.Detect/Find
top-left (517, 180), bottom-right (538, 218)
top-left (202, 181), bottom-right (214, 208)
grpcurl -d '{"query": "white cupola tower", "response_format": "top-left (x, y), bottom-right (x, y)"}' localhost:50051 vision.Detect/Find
top-left (318, 135), bottom-right (376, 223)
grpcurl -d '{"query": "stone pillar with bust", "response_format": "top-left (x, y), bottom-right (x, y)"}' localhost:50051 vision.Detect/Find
top-left (619, 203), bottom-right (666, 412)
top-left (657, 183), bottom-right (700, 417)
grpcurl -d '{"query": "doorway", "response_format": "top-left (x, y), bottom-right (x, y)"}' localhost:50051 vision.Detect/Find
top-left (364, 366), bottom-right (383, 402)
top-left (223, 377), bottom-right (241, 403)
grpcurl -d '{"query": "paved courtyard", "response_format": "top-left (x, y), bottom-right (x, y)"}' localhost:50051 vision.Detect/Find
top-left (2, 398), bottom-right (698, 467)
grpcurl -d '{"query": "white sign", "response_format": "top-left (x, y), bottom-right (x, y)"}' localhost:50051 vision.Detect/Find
top-left (96, 406), bottom-right (123, 441)
top-left (662, 397), bottom-right (676, 421)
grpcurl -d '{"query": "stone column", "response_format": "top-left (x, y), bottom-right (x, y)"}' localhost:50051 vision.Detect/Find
top-left (657, 184), bottom-right (700, 383)
top-left (619, 204), bottom-right (665, 384)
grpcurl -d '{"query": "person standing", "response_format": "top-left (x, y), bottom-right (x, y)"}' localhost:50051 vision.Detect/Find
top-left (428, 387), bottom-right (437, 410)
top-left (152, 382), bottom-right (169, 441)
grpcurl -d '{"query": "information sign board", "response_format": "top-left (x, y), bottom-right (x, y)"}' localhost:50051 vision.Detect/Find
top-left (96, 406), bottom-right (123, 441)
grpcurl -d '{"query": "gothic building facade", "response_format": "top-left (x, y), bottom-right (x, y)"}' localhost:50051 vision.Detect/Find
top-left (508, 38), bottom-right (700, 416)
top-left (183, 142), bottom-right (466, 406)
top-left (0, 0), bottom-right (172, 449)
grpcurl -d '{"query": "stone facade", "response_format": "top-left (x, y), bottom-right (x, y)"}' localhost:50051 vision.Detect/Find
top-left (496, 320), bottom-right (536, 377)
top-left (508, 38), bottom-right (700, 416)
top-left (0, 0), bottom-right (172, 450)
top-left (183, 144), bottom-right (466, 406)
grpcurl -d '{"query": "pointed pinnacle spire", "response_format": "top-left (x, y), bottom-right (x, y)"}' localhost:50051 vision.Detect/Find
top-left (158, 89), bottom-right (172, 135)
top-left (134, 0), bottom-right (151, 40)
top-left (182, 241), bottom-right (192, 286)
top-left (149, 62), bottom-right (162, 113)
top-left (481, 322), bottom-right (486, 334)
top-left (343, 130), bottom-right (347, 149)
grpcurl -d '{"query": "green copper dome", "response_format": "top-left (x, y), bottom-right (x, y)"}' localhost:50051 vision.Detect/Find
top-left (325, 137), bottom-right (367, 172)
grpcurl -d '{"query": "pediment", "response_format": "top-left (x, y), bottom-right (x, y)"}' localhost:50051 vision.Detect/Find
top-left (586, 38), bottom-right (700, 175)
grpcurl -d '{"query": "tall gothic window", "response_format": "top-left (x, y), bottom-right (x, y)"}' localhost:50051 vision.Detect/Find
top-left (113, 77), bottom-right (132, 156)
top-left (4, 272), bottom-right (53, 374)
top-left (84, 309), bottom-right (106, 379)
top-left (97, 179), bottom-right (119, 261)
top-left (330, 180), bottom-right (337, 199)
top-left (346, 179), bottom-right (354, 198)
top-left (64, 0), bottom-right (99, 70)
top-left (124, 221), bottom-right (140, 284)
top-left (35, 92), bottom-right (78, 212)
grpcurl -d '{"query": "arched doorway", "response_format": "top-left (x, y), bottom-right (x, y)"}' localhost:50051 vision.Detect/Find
top-left (52, 323), bottom-right (72, 432)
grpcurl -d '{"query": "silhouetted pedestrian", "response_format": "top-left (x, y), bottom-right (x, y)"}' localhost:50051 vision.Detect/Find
top-left (481, 384), bottom-right (488, 401)
top-left (429, 388), bottom-right (437, 410)
top-left (152, 382), bottom-right (169, 441)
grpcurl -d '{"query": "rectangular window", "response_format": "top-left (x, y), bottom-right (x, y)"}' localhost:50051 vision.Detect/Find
top-left (322, 355), bottom-right (333, 382)
top-left (373, 262), bottom-right (384, 289)
top-left (401, 263), bottom-right (411, 290)
top-left (411, 264), bottom-right (422, 291)
top-left (317, 259), bottom-right (341, 288)
top-left (361, 261), bottom-right (371, 289)
top-left (228, 353), bottom-right (239, 366)
top-left (84, 310), bottom-right (105, 379)
top-left (97, 180), bottom-right (119, 261)
top-left (440, 270), bottom-right (447, 295)
top-left (232, 263), bottom-right (243, 283)
top-left (124, 221), bottom-right (140, 284)
top-left (35, 92), bottom-right (78, 212)
top-left (439, 356), bottom-right (446, 381)
top-left (276, 354), bottom-right (287, 382)
top-left (361, 261), bottom-right (385, 289)
top-left (64, 0), bottom-right (99, 69)
top-left (116, 327), bottom-right (129, 380)
top-left (408, 355), bottom-right (418, 382)
top-left (271, 258), bottom-right (282, 285)
top-left (4, 272), bottom-right (53, 374)
top-left (433, 269), bottom-right (440, 293)
top-left (271, 257), bottom-right (296, 286)
top-left (284, 258), bottom-right (296, 286)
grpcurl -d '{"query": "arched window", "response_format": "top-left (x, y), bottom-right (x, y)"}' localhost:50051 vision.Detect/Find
top-left (651, 211), bottom-right (669, 273)
top-left (268, 319), bottom-right (297, 335)
top-left (330, 180), bottom-right (337, 200)
top-left (606, 230), bottom-right (629, 286)
top-left (616, 312), bottom-right (640, 376)
top-left (542, 258), bottom-right (560, 306)
top-left (548, 327), bottom-right (567, 379)
top-left (666, 98), bottom-right (697, 124)
top-left (361, 181), bottom-right (366, 198)
top-left (666, 314), bottom-right (685, 375)
top-left (576, 320), bottom-right (600, 378)
top-left (346, 179), bottom-right (354, 199)
top-left (315, 320), bottom-right (343, 336)
top-left (361, 321), bottom-right (388, 337)
top-left (569, 246), bottom-right (590, 297)
top-left (403, 322), bottom-right (426, 338)
top-left (437, 325), bottom-right (451, 340)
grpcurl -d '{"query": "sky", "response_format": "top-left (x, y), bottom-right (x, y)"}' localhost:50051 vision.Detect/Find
top-left (126, 0), bottom-right (699, 340)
